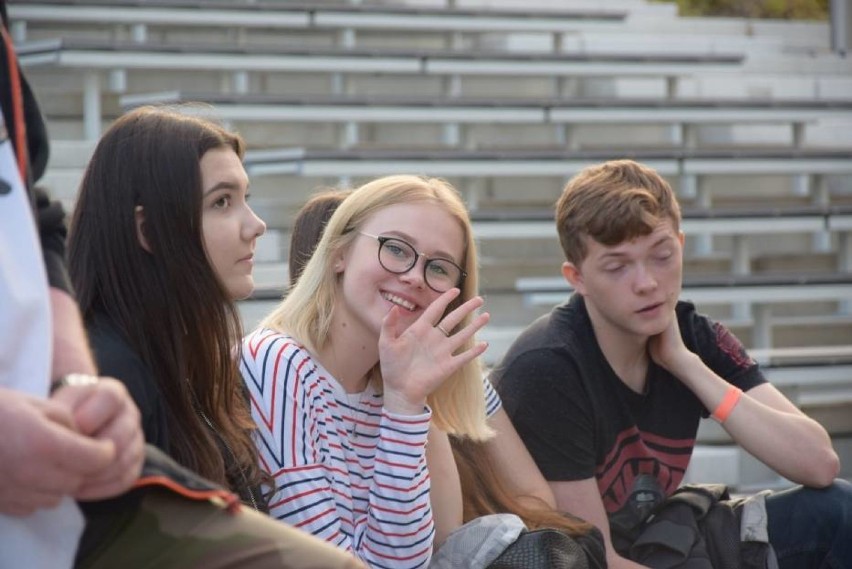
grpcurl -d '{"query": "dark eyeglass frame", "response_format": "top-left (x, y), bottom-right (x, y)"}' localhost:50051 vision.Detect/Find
top-left (358, 231), bottom-right (466, 293)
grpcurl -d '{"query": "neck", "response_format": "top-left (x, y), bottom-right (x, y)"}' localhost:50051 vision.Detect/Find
top-left (586, 304), bottom-right (650, 394)
top-left (314, 315), bottom-right (379, 394)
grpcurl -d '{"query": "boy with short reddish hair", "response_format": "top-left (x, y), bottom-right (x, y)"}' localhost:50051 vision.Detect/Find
top-left (493, 159), bottom-right (852, 568)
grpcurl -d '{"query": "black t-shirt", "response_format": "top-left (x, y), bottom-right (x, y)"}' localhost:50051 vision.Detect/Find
top-left (492, 294), bottom-right (765, 530)
top-left (86, 311), bottom-right (269, 512)
top-left (87, 311), bottom-right (170, 452)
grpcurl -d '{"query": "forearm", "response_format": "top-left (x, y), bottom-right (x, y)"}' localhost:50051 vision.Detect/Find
top-left (676, 354), bottom-right (838, 486)
top-left (49, 288), bottom-right (96, 378)
top-left (366, 409), bottom-right (434, 568)
top-left (584, 497), bottom-right (648, 569)
top-left (723, 390), bottom-right (838, 486)
top-left (551, 480), bottom-right (649, 569)
top-left (485, 409), bottom-right (556, 509)
top-left (608, 552), bottom-right (652, 569)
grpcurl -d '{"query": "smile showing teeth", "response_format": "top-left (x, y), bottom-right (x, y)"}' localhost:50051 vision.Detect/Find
top-left (382, 292), bottom-right (416, 312)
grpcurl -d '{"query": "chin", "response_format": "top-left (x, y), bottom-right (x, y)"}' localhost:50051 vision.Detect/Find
top-left (643, 314), bottom-right (674, 337)
top-left (228, 280), bottom-right (255, 301)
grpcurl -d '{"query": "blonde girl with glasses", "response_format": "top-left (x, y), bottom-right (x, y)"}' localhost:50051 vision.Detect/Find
top-left (241, 175), bottom-right (491, 568)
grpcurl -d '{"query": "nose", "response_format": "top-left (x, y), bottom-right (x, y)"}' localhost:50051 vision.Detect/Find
top-left (398, 255), bottom-right (427, 289)
top-left (243, 204), bottom-right (266, 241)
top-left (632, 263), bottom-right (657, 294)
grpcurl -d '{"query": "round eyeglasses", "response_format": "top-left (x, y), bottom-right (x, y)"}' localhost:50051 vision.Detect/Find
top-left (358, 232), bottom-right (466, 293)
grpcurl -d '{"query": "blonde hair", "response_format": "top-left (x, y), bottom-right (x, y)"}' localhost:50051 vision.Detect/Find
top-left (262, 175), bottom-right (492, 441)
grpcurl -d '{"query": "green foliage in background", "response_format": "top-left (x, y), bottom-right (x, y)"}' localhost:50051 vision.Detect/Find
top-left (654, 0), bottom-right (829, 19)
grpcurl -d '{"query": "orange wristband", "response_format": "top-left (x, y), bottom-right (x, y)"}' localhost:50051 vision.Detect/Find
top-left (711, 386), bottom-right (743, 423)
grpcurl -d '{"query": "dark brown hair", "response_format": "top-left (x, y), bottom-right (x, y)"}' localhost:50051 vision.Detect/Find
top-left (452, 437), bottom-right (594, 535)
top-left (68, 106), bottom-right (267, 501)
top-left (288, 188), bottom-right (350, 286)
top-left (555, 159), bottom-right (681, 266)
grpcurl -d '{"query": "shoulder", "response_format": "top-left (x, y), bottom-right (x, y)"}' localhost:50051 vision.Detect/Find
top-left (495, 300), bottom-right (588, 382)
top-left (87, 313), bottom-right (165, 428)
top-left (242, 328), bottom-right (308, 368)
top-left (88, 314), bottom-right (155, 393)
top-left (676, 301), bottom-right (764, 386)
top-left (241, 329), bottom-right (331, 397)
top-left (676, 301), bottom-right (751, 359)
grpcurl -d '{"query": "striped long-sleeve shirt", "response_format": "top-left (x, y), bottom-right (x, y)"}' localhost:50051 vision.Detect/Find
top-left (483, 374), bottom-right (502, 418)
top-left (241, 328), bottom-right (435, 569)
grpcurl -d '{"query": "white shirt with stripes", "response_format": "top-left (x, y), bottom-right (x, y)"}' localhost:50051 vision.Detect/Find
top-left (241, 328), bottom-right (435, 569)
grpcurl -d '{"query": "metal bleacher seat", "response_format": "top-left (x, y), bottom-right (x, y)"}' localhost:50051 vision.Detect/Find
top-left (16, 37), bottom-right (745, 140)
top-left (515, 272), bottom-right (852, 349)
top-left (473, 203), bottom-right (852, 264)
top-left (9, 0), bottom-right (628, 41)
top-left (119, 91), bottom-right (852, 151)
top-left (239, 147), bottom-right (852, 215)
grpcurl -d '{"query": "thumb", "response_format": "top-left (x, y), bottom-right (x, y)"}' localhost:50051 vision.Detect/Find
top-left (44, 417), bottom-right (116, 475)
top-left (31, 397), bottom-right (78, 432)
top-left (381, 305), bottom-right (403, 342)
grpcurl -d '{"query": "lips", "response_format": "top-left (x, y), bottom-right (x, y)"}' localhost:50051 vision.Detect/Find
top-left (637, 301), bottom-right (663, 314)
top-left (381, 291), bottom-right (418, 312)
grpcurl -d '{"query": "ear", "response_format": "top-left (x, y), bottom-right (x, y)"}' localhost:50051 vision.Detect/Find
top-left (134, 205), bottom-right (152, 253)
top-left (561, 261), bottom-right (587, 296)
top-left (332, 247), bottom-right (346, 274)
top-left (678, 230), bottom-right (685, 248)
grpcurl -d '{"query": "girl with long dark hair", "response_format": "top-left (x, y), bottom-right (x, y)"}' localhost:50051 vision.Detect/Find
top-left (69, 105), bottom-right (267, 509)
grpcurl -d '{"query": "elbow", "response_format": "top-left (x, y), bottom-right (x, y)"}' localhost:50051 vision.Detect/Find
top-left (802, 448), bottom-right (841, 489)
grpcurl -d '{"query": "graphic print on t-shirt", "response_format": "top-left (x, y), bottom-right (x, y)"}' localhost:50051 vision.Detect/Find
top-left (714, 321), bottom-right (756, 368)
top-left (596, 425), bottom-right (694, 529)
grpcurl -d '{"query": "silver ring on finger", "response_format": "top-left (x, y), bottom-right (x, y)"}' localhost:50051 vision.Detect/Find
top-left (435, 323), bottom-right (451, 337)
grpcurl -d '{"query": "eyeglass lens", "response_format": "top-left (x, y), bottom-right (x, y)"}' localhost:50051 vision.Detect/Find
top-left (378, 237), bottom-right (461, 292)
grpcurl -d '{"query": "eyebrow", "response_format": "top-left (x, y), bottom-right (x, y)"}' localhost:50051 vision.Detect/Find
top-left (598, 234), bottom-right (675, 261)
top-left (203, 180), bottom-right (247, 197)
top-left (650, 234), bottom-right (676, 249)
top-left (380, 230), bottom-right (460, 263)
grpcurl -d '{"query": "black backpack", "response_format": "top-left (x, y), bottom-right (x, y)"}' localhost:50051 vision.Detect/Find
top-left (488, 525), bottom-right (606, 569)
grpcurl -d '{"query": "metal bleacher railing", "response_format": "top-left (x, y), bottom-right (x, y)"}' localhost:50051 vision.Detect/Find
top-left (17, 37), bottom-right (744, 141)
top-left (119, 91), bottom-right (852, 151)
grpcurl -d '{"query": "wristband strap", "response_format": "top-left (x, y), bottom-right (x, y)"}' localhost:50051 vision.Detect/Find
top-left (711, 385), bottom-right (743, 423)
top-left (50, 373), bottom-right (100, 395)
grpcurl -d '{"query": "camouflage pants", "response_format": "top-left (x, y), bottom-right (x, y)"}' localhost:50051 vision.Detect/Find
top-left (77, 488), bottom-right (363, 569)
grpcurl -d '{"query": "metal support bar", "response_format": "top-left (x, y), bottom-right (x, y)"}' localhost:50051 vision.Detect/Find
top-left (340, 122), bottom-right (359, 149)
top-left (232, 70), bottom-right (249, 94)
top-left (338, 28), bottom-right (356, 50)
top-left (752, 304), bottom-right (773, 350)
top-left (792, 122), bottom-right (805, 148)
top-left (442, 123), bottom-right (461, 147)
top-left (10, 20), bottom-right (26, 43)
top-left (731, 236), bottom-right (752, 323)
top-left (812, 175), bottom-right (832, 252)
top-left (444, 74), bottom-right (462, 98)
top-left (108, 69), bottom-right (127, 93)
top-left (131, 23), bottom-right (147, 43)
top-left (665, 76), bottom-right (678, 99)
top-left (792, 173), bottom-right (811, 197)
top-left (693, 176), bottom-right (712, 255)
top-left (83, 71), bottom-right (101, 141)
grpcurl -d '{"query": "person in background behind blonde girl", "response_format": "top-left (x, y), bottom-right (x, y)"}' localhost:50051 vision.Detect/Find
top-left (241, 175), bottom-right (492, 568)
